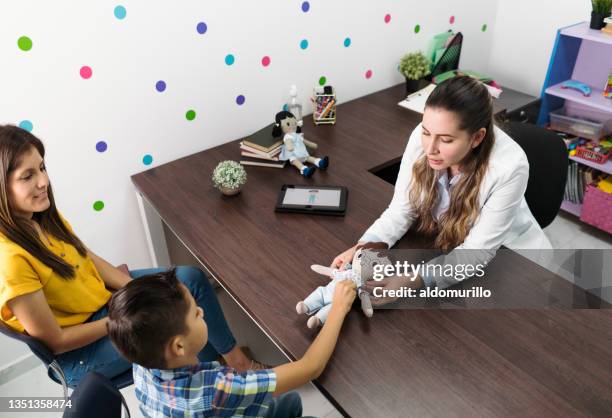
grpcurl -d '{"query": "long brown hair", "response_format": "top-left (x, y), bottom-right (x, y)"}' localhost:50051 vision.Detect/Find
top-left (0, 125), bottom-right (87, 279)
top-left (409, 76), bottom-right (495, 251)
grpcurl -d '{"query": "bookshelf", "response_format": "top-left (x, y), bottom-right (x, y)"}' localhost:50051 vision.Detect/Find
top-left (537, 21), bottom-right (612, 230)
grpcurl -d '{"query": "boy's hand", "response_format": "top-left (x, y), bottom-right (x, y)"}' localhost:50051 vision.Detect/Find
top-left (331, 280), bottom-right (356, 315)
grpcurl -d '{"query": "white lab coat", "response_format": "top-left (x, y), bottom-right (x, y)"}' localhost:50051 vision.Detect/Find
top-left (360, 123), bottom-right (552, 288)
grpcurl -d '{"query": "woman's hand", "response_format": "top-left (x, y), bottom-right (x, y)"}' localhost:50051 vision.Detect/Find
top-left (330, 245), bottom-right (358, 270)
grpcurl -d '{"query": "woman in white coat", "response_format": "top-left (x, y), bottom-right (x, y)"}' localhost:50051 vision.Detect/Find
top-left (332, 75), bottom-right (552, 293)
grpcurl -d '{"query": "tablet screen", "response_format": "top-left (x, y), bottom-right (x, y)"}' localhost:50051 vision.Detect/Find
top-left (282, 188), bottom-right (341, 207)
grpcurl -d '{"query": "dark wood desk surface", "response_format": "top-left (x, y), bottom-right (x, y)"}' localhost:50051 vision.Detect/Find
top-left (132, 84), bottom-right (612, 417)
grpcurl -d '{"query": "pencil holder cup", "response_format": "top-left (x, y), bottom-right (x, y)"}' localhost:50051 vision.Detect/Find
top-left (312, 86), bottom-right (336, 125)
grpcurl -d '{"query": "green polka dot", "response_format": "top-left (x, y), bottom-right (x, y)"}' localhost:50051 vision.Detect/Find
top-left (414, 24), bottom-right (421, 33)
top-left (482, 24), bottom-right (488, 32)
top-left (93, 201), bottom-right (105, 211)
top-left (186, 109), bottom-right (196, 121)
top-left (17, 36), bottom-right (32, 51)
top-left (318, 76), bottom-right (326, 86)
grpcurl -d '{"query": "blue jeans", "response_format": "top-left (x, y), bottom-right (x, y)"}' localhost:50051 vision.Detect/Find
top-left (266, 392), bottom-right (314, 418)
top-left (56, 266), bottom-right (237, 387)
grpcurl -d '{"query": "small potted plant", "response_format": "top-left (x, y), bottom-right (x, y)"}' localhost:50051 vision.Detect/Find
top-left (399, 51), bottom-right (431, 95)
top-left (591, 0), bottom-right (612, 30)
top-left (212, 160), bottom-right (247, 196)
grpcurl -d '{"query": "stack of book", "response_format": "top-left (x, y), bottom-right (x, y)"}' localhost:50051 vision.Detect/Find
top-left (239, 124), bottom-right (286, 168)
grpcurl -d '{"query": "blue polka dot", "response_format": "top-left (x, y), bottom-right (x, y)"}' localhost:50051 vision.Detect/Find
top-left (96, 141), bottom-right (107, 152)
top-left (196, 22), bottom-right (207, 34)
top-left (300, 39), bottom-right (309, 50)
top-left (343, 37), bottom-right (351, 47)
top-left (225, 54), bottom-right (235, 65)
top-left (19, 120), bottom-right (33, 132)
top-left (143, 154), bottom-right (153, 165)
top-left (155, 80), bottom-right (166, 92)
top-left (282, 104), bottom-right (289, 111)
top-left (301, 1), bottom-right (310, 12)
top-left (236, 95), bottom-right (245, 105)
top-left (113, 5), bottom-right (126, 20)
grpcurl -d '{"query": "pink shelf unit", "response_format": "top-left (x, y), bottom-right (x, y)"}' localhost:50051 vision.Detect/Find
top-left (560, 21), bottom-right (612, 45)
top-left (561, 199), bottom-right (583, 217)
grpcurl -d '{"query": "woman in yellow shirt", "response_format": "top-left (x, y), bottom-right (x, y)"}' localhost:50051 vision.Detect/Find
top-left (0, 125), bottom-right (258, 386)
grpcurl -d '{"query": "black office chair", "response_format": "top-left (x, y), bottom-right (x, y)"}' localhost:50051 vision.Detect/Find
top-left (62, 371), bottom-right (131, 418)
top-left (0, 321), bottom-right (133, 398)
top-left (501, 121), bottom-right (568, 228)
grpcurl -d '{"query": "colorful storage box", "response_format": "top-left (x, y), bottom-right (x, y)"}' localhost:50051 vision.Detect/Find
top-left (580, 184), bottom-right (612, 233)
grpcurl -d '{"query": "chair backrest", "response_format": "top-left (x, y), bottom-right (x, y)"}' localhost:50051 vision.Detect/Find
top-left (0, 320), bottom-right (55, 365)
top-left (62, 371), bottom-right (130, 418)
top-left (502, 122), bottom-right (569, 228)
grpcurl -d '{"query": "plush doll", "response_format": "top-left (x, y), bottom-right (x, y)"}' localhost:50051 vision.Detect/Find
top-left (296, 248), bottom-right (393, 328)
top-left (272, 111), bottom-right (329, 178)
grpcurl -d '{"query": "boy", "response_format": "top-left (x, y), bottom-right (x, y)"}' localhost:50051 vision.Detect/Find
top-left (107, 268), bottom-right (356, 418)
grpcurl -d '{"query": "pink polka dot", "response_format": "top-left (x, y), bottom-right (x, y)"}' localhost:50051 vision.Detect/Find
top-left (384, 14), bottom-right (391, 24)
top-left (450, 15), bottom-right (455, 24)
top-left (80, 66), bottom-right (92, 79)
top-left (365, 69), bottom-right (373, 79)
top-left (261, 56), bottom-right (271, 67)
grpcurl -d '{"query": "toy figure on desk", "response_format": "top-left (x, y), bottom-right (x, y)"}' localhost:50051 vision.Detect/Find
top-left (296, 248), bottom-right (392, 328)
top-left (272, 110), bottom-right (329, 178)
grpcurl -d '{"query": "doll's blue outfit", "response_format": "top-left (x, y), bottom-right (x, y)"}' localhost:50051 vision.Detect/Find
top-left (303, 265), bottom-right (358, 324)
top-left (279, 133), bottom-right (309, 162)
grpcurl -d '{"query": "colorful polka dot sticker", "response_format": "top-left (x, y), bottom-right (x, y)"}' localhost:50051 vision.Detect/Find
top-left (93, 200), bottom-right (105, 211)
top-left (300, 39), bottom-right (309, 50)
top-left (143, 154), bottom-right (153, 165)
top-left (482, 24), bottom-right (488, 32)
top-left (96, 141), bottom-right (107, 152)
top-left (261, 56), bottom-right (271, 67)
top-left (155, 80), bottom-right (166, 92)
top-left (114, 5), bottom-right (126, 20)
top-left (450, 16), bottom-right (455, 24)
top-left (80, 66), bottom-right (92, 79)
top-left (301, 1), bottom-right (310, 12)
top-left (414, 24), bottom-right (421, 33)
top-left (19, 120), bottom-right (33, 132)
top-left (343, 37), bottom-right (351, 47)
top-left (365, 70), bottom-right (373, 79)
top-left (319, 76), bottom-right (326, 86)
top-left (384, 14), bottom-right (391, 24)
top-left (236, 95), bottom-right (245, 105)
top-left (197, 22), bottom-right (207, 34)
top-left (225, 54), bottom-right (235, 65)
top-left (186, 109), bottom-right (196, 121)
top-left (17, 36), bottom-right (32, 51)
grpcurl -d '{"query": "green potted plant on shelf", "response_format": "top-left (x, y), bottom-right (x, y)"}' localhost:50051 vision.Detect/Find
top-left (591, 0), bottom-right (612, 29)
top-left (212, 160), bottom-right (247, 196)
top-left (399, 51), bottom-right (431, 95)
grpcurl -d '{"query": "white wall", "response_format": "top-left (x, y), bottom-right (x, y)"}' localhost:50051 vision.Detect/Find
top-left (0, 1), bottom-right (497, 369)
top-left (487, 0), bottom-right (591, 96)
top-left (1, 1), bottom-right (496, 270)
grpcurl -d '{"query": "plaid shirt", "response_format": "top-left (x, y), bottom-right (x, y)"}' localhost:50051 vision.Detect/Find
top-left (133, 361), bottom-right (277, 418)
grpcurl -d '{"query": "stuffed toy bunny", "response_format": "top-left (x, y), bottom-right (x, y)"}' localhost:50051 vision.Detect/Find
top-left (296, 248), bottom-right (392, 328)
top-left (272, 110), bottom-right (329, 178)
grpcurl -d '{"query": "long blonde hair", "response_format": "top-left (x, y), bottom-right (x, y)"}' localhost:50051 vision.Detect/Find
top-left (409, 76), bottom-right (495, 252)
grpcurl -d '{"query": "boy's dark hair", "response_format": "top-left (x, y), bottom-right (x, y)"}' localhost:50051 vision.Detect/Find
top-left (107, 268), bottom-right (190, 369)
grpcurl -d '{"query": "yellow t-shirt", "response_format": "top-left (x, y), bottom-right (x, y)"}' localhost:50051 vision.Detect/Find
top-left (0, 215), bottom-right (112, 333)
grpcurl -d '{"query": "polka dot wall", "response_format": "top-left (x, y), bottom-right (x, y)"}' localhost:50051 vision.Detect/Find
top-left (5, 3), bottom-right (494, 267)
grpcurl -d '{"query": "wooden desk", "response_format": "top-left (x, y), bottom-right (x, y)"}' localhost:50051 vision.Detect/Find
top-left (132, 84), bottom-right (612, 417)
